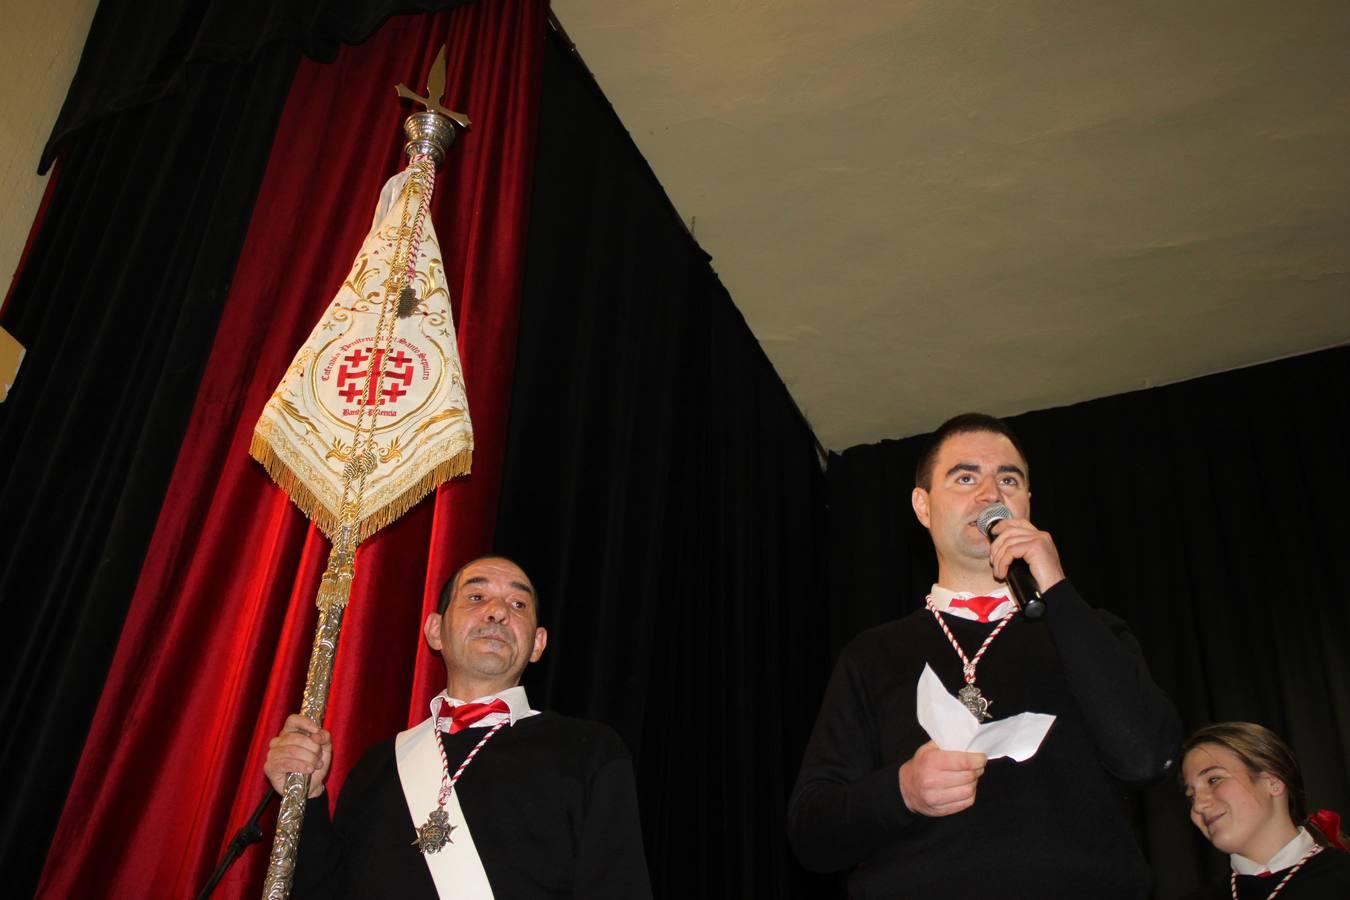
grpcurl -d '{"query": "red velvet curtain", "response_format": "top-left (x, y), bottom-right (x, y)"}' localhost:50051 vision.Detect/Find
top-left (35, 2), bottom-right (545, 895)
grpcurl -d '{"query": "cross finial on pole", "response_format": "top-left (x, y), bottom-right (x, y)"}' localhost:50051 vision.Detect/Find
top-left (395, 46), bottom-right (470, 165)
top-left (396, 45), bottom-right (471, 129)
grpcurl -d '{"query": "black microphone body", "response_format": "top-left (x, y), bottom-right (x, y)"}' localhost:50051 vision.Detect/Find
top-left (976, 504), bottom-right (1047, 619)
top-left (1003, 557), bottom-right (1046, 619)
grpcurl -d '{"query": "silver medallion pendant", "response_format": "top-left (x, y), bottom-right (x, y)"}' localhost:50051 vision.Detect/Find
top-left (414, 807), bottom-right (457, 854)
top-left (958, 684), bottom-right (992, 721)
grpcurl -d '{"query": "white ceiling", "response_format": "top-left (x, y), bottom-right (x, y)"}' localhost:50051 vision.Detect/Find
top-left (551, 0), bottom-right (1350, 449)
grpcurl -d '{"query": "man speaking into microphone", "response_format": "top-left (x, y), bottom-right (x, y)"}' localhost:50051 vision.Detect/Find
top-left (789, 413), bottom-right (1180, 899)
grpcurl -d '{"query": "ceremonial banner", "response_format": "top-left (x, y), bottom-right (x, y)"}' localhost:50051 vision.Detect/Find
top-left (250, 159), bottom-right (472, 541)
top-left (254, 52), bottom-right (481, 899)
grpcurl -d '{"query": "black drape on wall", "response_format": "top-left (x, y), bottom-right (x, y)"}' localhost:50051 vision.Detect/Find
top-left (41, 0), bottom-right (478, 172)
top-left (0, 3), bottom-right (475, 895)
top-left (494, 33), bottom-right (835, 898)
top-left (827, 345), bottom-right (1350, 898)
top-left (0, 51), bottom-right (301, 897)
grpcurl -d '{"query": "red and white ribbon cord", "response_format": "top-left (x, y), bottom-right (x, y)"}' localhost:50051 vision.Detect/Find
top-left (1231, 844), bottom-right (1322, 900)
top-left (403, 155), bottom-right (434, 286)
top-left (434, 717), bottom-right (508, 809)
top-left (926, 598), bottom-right (1015, 686)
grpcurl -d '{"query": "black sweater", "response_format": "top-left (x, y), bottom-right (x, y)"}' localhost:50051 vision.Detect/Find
top-left (1181, 848), bottom-right (1350, 899)
top-left (293, 711), bottom-right (652, 899)
top-left (788, 580), bottom-right (1180, 899)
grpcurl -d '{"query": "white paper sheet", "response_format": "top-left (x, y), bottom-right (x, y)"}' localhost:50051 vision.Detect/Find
top-left (915, 663), bottom-right (1055, 762)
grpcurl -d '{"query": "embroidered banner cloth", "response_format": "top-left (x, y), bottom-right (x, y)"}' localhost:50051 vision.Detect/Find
top-left (251, 162), bottom-right (472, 541)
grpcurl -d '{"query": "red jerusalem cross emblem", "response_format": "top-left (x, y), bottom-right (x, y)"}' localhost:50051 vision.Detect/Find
top-left (314, 335), bottom-right (435, 427)
top-left (336, 347), bottom-right (415, 407)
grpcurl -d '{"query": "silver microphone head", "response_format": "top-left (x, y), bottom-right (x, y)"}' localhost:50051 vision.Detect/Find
top-left (976, 503), bottom-right (1013, 539)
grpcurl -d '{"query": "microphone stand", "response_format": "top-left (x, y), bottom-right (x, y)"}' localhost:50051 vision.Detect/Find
top-left (197, 790), bottom-right (276, 900)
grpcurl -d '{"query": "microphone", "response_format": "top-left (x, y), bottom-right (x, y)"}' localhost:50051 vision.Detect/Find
top-left (976, 503), bottom-right (1046, 619)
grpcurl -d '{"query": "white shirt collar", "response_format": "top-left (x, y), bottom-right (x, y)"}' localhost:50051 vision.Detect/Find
top-left (429, 684), bottom-right (540, 728)
top-left (1231, 826), bottom-right (1317, 875)
top-left (927, 584), bottom-right (1017, 622)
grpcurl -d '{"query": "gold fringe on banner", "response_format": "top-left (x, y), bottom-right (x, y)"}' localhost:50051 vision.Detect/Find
top-left (354, 446), bottom-right (472, 539)
top-left (248, 433), bottom-right (337, 534)
top-left (249, 434), bottom-right (472, 542)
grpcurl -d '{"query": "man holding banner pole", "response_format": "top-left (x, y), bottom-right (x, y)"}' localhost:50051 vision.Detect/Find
top-left (265, 555), bottom-right (653, 898)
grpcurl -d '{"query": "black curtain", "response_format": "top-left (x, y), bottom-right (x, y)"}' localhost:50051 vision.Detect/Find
top-left (41, 0), bottom-right (476, 172)
top-left (0, 3), bottom-right (473, 895)
top-left (494, 33), bottom-right (834, 898)
top-left (827, 345), bottom-right (1350, 899)
top-left (0, 51), bottom-right (300, 897)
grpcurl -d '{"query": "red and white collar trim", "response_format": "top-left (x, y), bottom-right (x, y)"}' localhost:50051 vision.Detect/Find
top-left (430, 685), bottom-right (539, 731)
top-left (927, 585), bottom-right (1017, 622)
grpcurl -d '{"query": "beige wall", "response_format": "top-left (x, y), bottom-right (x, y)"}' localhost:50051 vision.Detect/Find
top-left (0, 1), bottom-right (98, 295)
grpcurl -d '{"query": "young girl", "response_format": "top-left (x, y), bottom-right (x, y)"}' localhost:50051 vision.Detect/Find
top-left (1181, 722), bottom-right (1349, 899)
